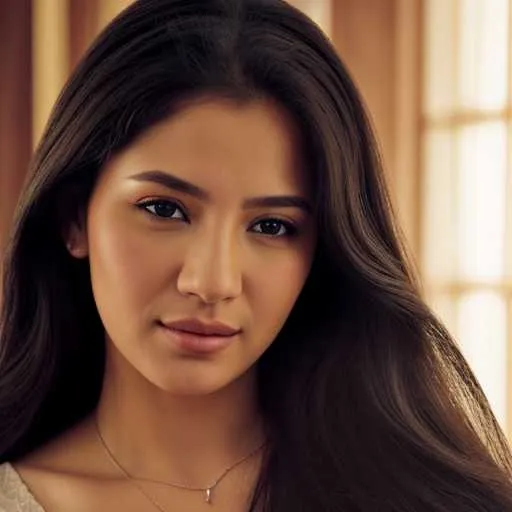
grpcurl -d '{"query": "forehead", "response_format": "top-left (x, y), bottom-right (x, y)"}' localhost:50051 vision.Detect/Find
top-left (100, 96), bottom-right (311, 198)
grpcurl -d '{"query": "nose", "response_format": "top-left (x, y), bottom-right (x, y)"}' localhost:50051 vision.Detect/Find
top-left (176, 226), bottom-right (243, 304)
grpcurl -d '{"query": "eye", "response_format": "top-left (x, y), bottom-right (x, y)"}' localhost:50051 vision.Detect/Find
top-left (137, 199), bottom-right (188, 221)
top-left (251, 218), bottom-right (297, 238)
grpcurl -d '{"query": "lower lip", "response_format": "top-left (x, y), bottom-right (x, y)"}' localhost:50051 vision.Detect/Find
top-left (159, 325), bottom-right (238, 354)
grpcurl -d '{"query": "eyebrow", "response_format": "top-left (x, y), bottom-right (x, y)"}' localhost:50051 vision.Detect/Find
top-left (129, 170), bottom-right (313, 214)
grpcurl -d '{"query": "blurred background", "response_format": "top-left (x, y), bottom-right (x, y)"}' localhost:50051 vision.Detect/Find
top-left (1, 0), bottom-right (511, 439)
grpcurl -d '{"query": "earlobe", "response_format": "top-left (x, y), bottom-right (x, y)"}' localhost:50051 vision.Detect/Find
top-left (64, 218), bottom-right (89, 259)
top-left (66, 237), bottom-right (89, 259)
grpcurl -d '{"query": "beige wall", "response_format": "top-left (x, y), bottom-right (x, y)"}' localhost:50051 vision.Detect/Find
top-left (332, 0), bottom-right (422, 258)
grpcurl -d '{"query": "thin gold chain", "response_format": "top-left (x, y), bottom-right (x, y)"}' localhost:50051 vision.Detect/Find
top-left (96, 423), bottom-right (169, 512)
top-left (94, 419), bottom-right (266, 509)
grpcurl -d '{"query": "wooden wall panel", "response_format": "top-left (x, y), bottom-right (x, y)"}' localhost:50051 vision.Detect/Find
top-left (332, 0), bottom-right (397, 176)
top-left (331, 0), bottom-right (422, 258)
top-left (69, 0), bottom-right (100, 72)
top-left (0, 0), bottom-right (32, 257)
top-left (32, 0), bottom-right (70, 146)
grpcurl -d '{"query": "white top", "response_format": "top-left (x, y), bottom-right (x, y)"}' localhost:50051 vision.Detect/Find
top-left (0, 464), bottom-right (44, 512)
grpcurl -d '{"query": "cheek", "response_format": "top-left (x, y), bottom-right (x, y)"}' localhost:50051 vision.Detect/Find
top-left (86, 210), bottom-right (170, 325)
top-left (250, 250), bottom-right (312, 340)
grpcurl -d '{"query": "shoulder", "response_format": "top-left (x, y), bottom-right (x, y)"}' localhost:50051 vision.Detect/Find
top-left (3, 419), bottom-right (112, 512)
top-left (0, 463), bottom-right (44, 511)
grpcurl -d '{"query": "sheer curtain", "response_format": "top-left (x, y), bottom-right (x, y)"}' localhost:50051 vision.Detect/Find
top-left (422, 0), bottom-right (512, 436)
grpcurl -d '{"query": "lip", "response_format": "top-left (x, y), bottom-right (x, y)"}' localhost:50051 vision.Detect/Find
top-left (162, 318), bottom-right (241, 337)
top-left (158, 318), bottom-right (241, 355)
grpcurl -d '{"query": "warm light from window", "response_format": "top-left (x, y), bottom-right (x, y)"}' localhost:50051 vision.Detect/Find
top-left (423, 0), bottom-right (511, 432)
top-left (424, 0), bottom-right (456, 115)
top-left (458, 0), bottom-right (509, 110)
top-left (457, 122), bottom-right (507, 281)
top-left (457, 292), bottom-right (507, 426)
top-left (422, 129), bottom-right (457, 281)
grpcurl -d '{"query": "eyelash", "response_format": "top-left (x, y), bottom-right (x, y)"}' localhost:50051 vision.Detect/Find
top-left (136, 199), bottom-right (299, 238)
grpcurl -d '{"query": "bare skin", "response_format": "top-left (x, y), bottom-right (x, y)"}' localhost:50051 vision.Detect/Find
top-left (14, 96), bottom-right (316, 511)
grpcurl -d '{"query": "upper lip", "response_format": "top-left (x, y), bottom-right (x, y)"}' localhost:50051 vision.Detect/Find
top-left (161, 319), bottom-right (241, 337)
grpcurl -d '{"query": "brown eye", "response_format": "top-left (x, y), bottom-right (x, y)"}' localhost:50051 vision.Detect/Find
top-left (251, 218), bottom-right (297, 238)
top-left (137, 200), bottom-right (188, 221)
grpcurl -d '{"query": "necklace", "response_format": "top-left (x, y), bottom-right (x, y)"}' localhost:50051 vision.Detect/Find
top-left (94, 419), bottom-right (266, 510)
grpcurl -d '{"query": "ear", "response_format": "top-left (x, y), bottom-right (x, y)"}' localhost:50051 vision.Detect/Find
top-left (64, 210), bottom-right (89, 259)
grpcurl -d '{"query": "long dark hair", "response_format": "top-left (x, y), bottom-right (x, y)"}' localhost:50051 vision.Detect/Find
top-left (1, 0), bottom-right (511, 510)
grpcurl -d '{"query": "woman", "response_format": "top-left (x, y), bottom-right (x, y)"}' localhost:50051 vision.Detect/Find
top-left (0, 0), bottom-right (511, 510)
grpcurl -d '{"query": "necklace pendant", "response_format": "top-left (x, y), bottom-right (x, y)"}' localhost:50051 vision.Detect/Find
top-left (205, 487), bottom-right (213, 504)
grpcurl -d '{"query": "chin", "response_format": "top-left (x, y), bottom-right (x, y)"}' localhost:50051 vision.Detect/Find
top-left (146, 365), bottom-right (248, 397)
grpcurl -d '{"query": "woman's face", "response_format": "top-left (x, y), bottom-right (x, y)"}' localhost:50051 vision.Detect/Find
top-left (68, 96), bottom-right (316, 395)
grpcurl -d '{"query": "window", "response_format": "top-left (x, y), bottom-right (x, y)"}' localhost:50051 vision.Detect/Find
top-left (422, 0), bottom-right (512, 433)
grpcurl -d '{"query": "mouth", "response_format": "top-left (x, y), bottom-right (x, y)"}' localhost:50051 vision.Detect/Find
top-left (160, 318), bottom-right (241, 337)
top-left (157, 319), bottom-right (241, 355)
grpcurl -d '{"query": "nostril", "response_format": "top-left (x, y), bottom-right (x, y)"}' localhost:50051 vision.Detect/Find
top-left (176, 261), bottom-right (242, 303)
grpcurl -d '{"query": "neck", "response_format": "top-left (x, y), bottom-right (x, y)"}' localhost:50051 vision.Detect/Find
top-left (94, 345), bottom-right (266, 485)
